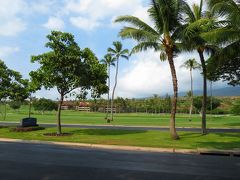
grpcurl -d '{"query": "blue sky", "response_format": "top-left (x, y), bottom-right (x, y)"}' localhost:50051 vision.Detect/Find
top-left (0, 0), bottom-right (230, 100)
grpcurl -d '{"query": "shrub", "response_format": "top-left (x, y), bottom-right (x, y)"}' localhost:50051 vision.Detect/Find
top-left (9, 101), bottom-right (21, 110)
top-left (33, 98), bottom-right (58, 114)
top-left (10, 126), bottom-right (45, 132)
top-left (231, 100), bottom-right (240, 115)
top-left (193, 96), bottom-right (221, 112)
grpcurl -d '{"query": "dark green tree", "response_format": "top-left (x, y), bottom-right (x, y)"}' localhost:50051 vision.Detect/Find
top-left (30, 31), bottom-right (107, 134)
top-left (33, 98), bottom-right (58, 114)
top-left (0, 60), bottom-right (28, 120)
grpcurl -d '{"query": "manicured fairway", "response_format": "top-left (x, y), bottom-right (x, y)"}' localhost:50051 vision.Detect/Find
top-left (1, 105), bottom-right (239, 128)
top-left (0, 127), bottom-right (239, 150)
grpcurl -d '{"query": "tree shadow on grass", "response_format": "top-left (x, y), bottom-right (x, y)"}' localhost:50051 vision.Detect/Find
top-left (197, 141), bottom-right (240, 150)
top-left (223, 122), bottom-right (240, 127)
top-left (69, 129), bottom-right (147, 136)
top-left (180, 132), bottom-right (204, 139)
top-left (210, 132), bottom-right (240, 138)
top-left (195, 133), bottom-right (240, 149)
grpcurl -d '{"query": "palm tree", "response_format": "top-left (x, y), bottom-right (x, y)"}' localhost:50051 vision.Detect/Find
top-left (181, 58), bottom-right (201, 120)
top-left (108, 41), bottom-right (129, 121)
top-left (205, 0), bottom-right (240, 84)
top-left (115, 0), bottom-right (188, 140)
top-left (100, 54), bottom-right (115, 122)
top-left (181, 0), bottom-right (217, 134)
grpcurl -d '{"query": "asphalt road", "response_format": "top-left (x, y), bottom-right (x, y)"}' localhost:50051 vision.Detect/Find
top-left (1, 122), bottom-right (240, 133)
top-left (0, 141), bottom-right (239, 180)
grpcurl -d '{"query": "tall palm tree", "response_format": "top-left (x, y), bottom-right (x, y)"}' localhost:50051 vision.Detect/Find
top-left (181, 58), bottom-right (201, 120)
top-left (100, 54), bottom-right (115, 122)
top-left (108, 41), bottom-right (129, 121)
top-left (115, 0), bottom-right (188, 140)
top-left (181, 0), bottom-right (217, 134)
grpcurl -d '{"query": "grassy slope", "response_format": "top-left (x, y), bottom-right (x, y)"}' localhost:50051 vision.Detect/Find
top-left (1, 105), bottom-right (239, 128)
top-left (0, 127), bottom-right (239, 150)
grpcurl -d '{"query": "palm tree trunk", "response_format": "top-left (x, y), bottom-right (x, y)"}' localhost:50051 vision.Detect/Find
top-left (166, 49), bottom-right (180, 140)
top-left (111, 58), bottom-right (119, 121)
top-left (57, 94), bottom-right (64, 135)
top-left (28, 96), bottom-right (32, 119)
top-left (106, 64), bottom-right (110, 122)
top-left (189, 69), bottom-right (193, 120)
top-left (198, 49), bottom-right (207, 135)
top-left (3, 101), bottom-right (7, 121)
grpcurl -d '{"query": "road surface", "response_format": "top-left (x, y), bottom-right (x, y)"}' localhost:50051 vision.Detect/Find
top-left (0, 141), bottom-right (239, 180)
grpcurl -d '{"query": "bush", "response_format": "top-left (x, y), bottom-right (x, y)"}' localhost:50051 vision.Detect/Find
top-left (10, 126), bottom-right (45, 132)
top-left (231, 100), bottom-right (240, 115)
top-left (193, 96), bottom-right (221, 112)
top-left (33, 98), bottom-right (58, 114)
top-left (0, 126), bottom-right (7, 129)
top-left (9, 101), bottom-right (21, 110)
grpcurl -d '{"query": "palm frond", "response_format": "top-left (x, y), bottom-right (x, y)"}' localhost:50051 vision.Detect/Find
top-left (131, 42), bottom-right (160, 54)
top-left (201, 27), bottom-right (240, 44)
top-left (115, 15), bottom-right (159, 36)
top-left (119, 27), bottom-right (159, 42)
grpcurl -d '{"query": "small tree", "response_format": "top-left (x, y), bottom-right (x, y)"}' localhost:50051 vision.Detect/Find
top-left (30, 31), bottom-right (107, 134)
top-left (33, 98), bottom-right (58, 114)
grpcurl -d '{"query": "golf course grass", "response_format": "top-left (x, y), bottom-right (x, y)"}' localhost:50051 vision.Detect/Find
top-left (0, 105), bottom-right (239, 128)
top-left (0, 127), bottom-right (239, 150)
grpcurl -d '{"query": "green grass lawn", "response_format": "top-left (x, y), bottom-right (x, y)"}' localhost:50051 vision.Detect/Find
top-left (1, 105), bottom-right (240, 128)
top-left (0, 126), bottom-right (239, 150)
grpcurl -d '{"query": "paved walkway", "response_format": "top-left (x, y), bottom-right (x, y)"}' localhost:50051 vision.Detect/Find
top-left (1, 122), bottom-right (240, 133)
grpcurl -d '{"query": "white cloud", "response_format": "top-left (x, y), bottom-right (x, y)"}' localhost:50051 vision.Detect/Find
top-left (69, 16), bottom-right (100, 31)
top-left (116, 51), bottom-right (203, 98)
top-left (0, 0), bottom-right (27, 36)
top-left (0, 46), bottom-right (20, 58)
top-left (43, 16), bottom-right (65, 30)
top-left (65, 0), bottom-right (150, 30)
top-left (29, 0), bottom-right (57, 14)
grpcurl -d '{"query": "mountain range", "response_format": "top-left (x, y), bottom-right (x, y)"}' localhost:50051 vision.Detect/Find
top-left (179, 86), bottom-right (240, 97)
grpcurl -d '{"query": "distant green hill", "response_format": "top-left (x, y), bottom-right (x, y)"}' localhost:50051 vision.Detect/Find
top-left (179, 86), bottom-right (240, 97)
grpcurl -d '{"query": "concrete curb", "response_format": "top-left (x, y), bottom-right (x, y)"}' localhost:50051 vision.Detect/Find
top-left (0, 138), bottom-right (239, 156)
